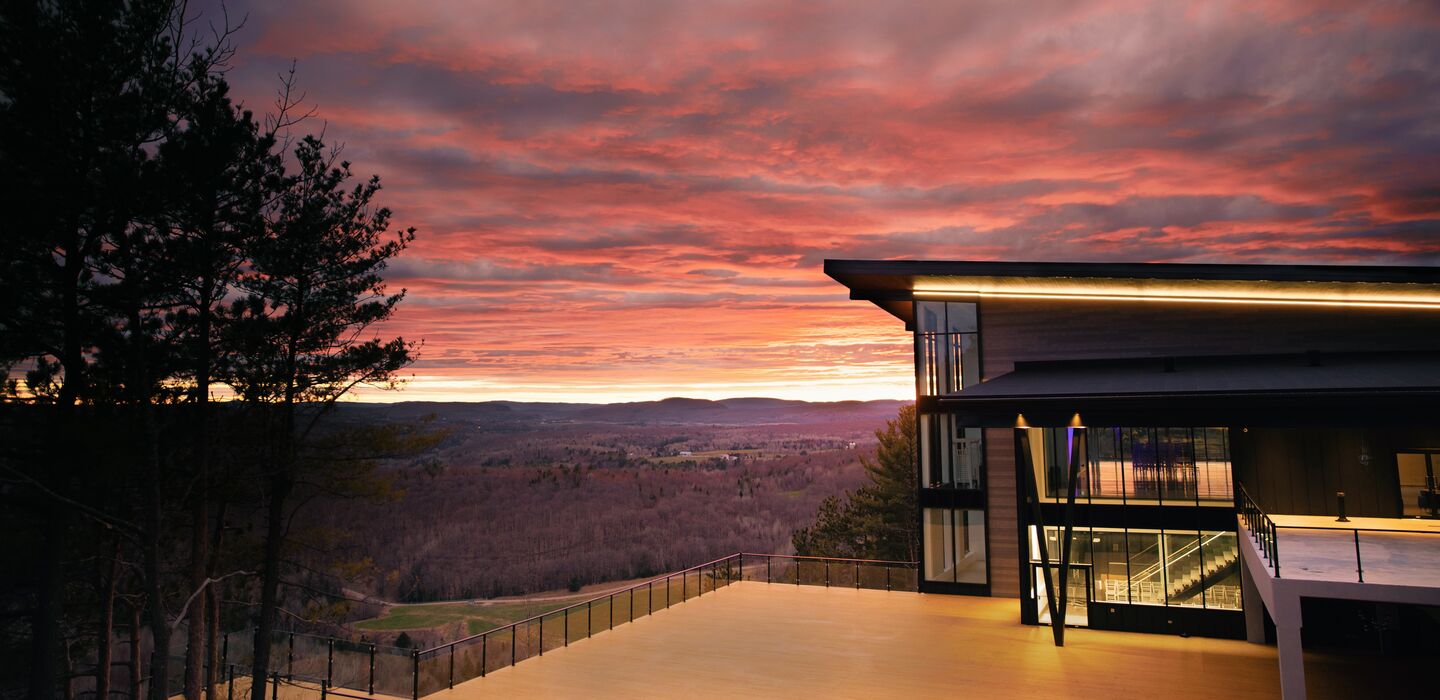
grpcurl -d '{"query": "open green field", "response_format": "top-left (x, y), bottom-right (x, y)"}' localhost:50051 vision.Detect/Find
top-left (353, 574), bottom-right (666, 635)
top-left (356, 599), bottom-right (573, 635)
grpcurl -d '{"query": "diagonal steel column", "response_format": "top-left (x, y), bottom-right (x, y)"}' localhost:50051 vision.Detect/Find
top-left (1016, 428), bottom-right (1063, 647)
top-left (1054, 426), bottom-right (1087, 644)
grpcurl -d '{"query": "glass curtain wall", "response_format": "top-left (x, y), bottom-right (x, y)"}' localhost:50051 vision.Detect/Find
top-left (1030, 526), bottom-right (1241, 610)
top-left (915, 301), bottom-right (987, 589)
top-left (1032, 426), bottom-right (1233, 504)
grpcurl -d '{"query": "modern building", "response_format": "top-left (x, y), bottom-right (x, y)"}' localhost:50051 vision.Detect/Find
top-left (826, 259), bottom-right (1440, 700)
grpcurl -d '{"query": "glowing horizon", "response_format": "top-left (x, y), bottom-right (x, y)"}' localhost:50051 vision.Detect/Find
top-left (194, 0), bottom-right (1439, 404)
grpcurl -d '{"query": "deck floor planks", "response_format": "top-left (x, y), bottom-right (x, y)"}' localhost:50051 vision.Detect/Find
top-left (433, 581), bottom-right (1282, 699)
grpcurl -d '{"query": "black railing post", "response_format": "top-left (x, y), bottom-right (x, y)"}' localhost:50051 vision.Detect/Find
top-left (321, 679), bottom-right (328, 699)
top-left (1354, 530), bottom-right (1364, 582)
top-left (449, 643), bottom-right (455, 688)
top-left (226, 664), bottom-right (234, 700)
top-left (738, 553), bottom-right (743, 582)
top-left (648, 581), bottom-right (653, 614)
top-left (1273, 521), bottom-right (1281, 578)
top-left (222, 632), bottom-right (229, 671)
top-left (411, 649), bottom-right (419, 700)
top-left (796, 559), bottom-right (801, 585)
top-left (540, 615), bottom-right (545, 656)
top-left (287, 632), bottom-right (294, 680)
top-left (511, 625), bottom-right (517, 665)
top-left (767, 557), bottom-right (772, 583)
top-left (683, 571), bottom-right (687, 600)
top-left (368, 643), bottom-right (376, 695)
top-left (609, 593), bottom-right (614, 629)
top-left (825, 561), bottom-right (830, 587)
top-left (855, 561), bottom-right (860, 588)
top-left (270, 672), bottom-right (279, 700)
top-left (886, 566), bottom-right (892, 591)
top-left (564, 608), bottom-right (569, 647)
top-left (327, 638), bottom-right (334, 684)
top-left (481, 633), bottom-right (487, 678)
top-left (666, 576), bottom-right (670, 607)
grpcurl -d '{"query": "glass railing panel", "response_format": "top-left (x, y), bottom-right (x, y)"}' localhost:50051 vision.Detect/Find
top-left (797, 559), bottom-right (828, 586)
top-left (451, 635), bottom-right (485, 688)
top-left (481, 632), bottom-right (509, 676)
top-left (564, 605), bottom-right (586, 644)
top-left (372, 645), bottom-right (414, 698)
top-left (327, 639), bottom-right (374, 693)
top-left (518, 618), bottom-right (541, 663)
top-left (588, 596), bottom-right (612, 635)
top-left (828, 560), bottom-right (858, 588)
top-left (770, 558), bottom-right (798, 584)
top-left (856, 563), bottom-right (888, 590)
top-left (286, 632), bottom-right (330, 681)
top-left (415, 651), bottom-right (446, 696)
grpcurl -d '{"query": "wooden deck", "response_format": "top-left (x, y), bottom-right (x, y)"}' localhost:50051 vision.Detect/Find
top-left (431, 581), bottom-right (1283, 699)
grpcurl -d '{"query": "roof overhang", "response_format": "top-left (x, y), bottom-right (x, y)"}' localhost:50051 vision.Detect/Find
top-left (925, 351), bottom-right (1440, 428)
top-left (825, 259), bottom-right (1440, 328)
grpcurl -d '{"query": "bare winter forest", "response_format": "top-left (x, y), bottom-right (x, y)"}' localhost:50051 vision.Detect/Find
top-left (310, 398), bottom-right (906, 606)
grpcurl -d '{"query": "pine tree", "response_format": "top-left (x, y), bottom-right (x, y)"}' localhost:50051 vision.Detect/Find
top-left (792, 405), bottom-right (918, 561)
top-left (223, 135), bottom-right (415, 700)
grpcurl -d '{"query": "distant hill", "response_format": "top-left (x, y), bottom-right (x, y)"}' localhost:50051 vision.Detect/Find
top-left (334, 397), bottom-right (908, 426)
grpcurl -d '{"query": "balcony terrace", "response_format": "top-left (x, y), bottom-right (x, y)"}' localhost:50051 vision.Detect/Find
top-left (1237, 487), bottom-right (1440, 698)
top-left (225, 551), bottom-right (1432, 700)
top-left (423, 581), bottom-right (1430, 700)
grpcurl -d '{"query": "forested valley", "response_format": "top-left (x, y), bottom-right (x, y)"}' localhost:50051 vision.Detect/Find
top-left (312, 399), bottom-right (903, 606)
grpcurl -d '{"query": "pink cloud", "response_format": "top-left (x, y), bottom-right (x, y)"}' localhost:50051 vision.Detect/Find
top-left (194, 0), bottom-right (1440, 401)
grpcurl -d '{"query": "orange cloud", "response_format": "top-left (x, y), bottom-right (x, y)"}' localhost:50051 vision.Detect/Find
top-left (197, 0), bottom-right (1440, 401)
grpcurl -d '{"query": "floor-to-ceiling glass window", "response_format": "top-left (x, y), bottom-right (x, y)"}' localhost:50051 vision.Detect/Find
top-left (1029, 526), bottom-right (1243, 612)
top-left (915, 300), bottom-right (989, 592)
top-left (924, 507), bottom-right (987, 584)
top-left (1029, 426), bottom-right (1233, 505)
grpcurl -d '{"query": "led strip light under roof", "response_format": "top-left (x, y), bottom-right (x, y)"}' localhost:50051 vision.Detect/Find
top-left (910, 288), bottom-right (1440, 310)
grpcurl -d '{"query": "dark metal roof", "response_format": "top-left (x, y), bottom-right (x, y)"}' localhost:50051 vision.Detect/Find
top-left (825, 259), bottom-right (1440, 287)
top-left (825, 259), bottom-right (1440, 326)
top-left (927, 351), bottom-right (1440, 427)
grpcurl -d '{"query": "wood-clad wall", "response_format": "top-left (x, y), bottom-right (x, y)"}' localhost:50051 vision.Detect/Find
top-left (1231, 427), bottom-right (1440, 517)
top-left (985, 428), bottom-right (1020, 597)
top-left (977, 298), bottom-right (1440, 379)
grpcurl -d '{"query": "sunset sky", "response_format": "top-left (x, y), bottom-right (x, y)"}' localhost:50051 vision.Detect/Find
top-left (205, 0), bottom-right (1440, 403)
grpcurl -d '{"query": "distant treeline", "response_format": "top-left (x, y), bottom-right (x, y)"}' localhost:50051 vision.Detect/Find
top-left (0, 3), bottom-right (428, 700)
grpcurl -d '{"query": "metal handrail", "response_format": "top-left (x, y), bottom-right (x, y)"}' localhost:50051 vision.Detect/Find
top-left (216, 552), bottom-right (920, 699)
top-left (420, 552), bottom-right (742, 657)
top-left (1236, 482), bottom-right (1282, 576)
top-left (739, 552), bottom-right (920, 566)
top-left (1235, 482), bottom-right (1440, 583)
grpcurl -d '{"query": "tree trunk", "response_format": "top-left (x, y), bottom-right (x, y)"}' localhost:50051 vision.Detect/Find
top-left (249, 468), bottom-right (291, 700)
top-left (61, 637), bottom-right (75, 700)
top-left (204, 501), bottom-right (227, 700)
top-left (204, 585), bottom-right (220, 700)
top-left (184, 304), bottom-right (212, 700)
top-left (32, 229), bottom-right (84, 700)
top-left (129, 602), bottom-right (143, 700)
top-left (96, 536), bottom-right (119, 700)
top-left (143, 428), bottom-right (171, 700)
